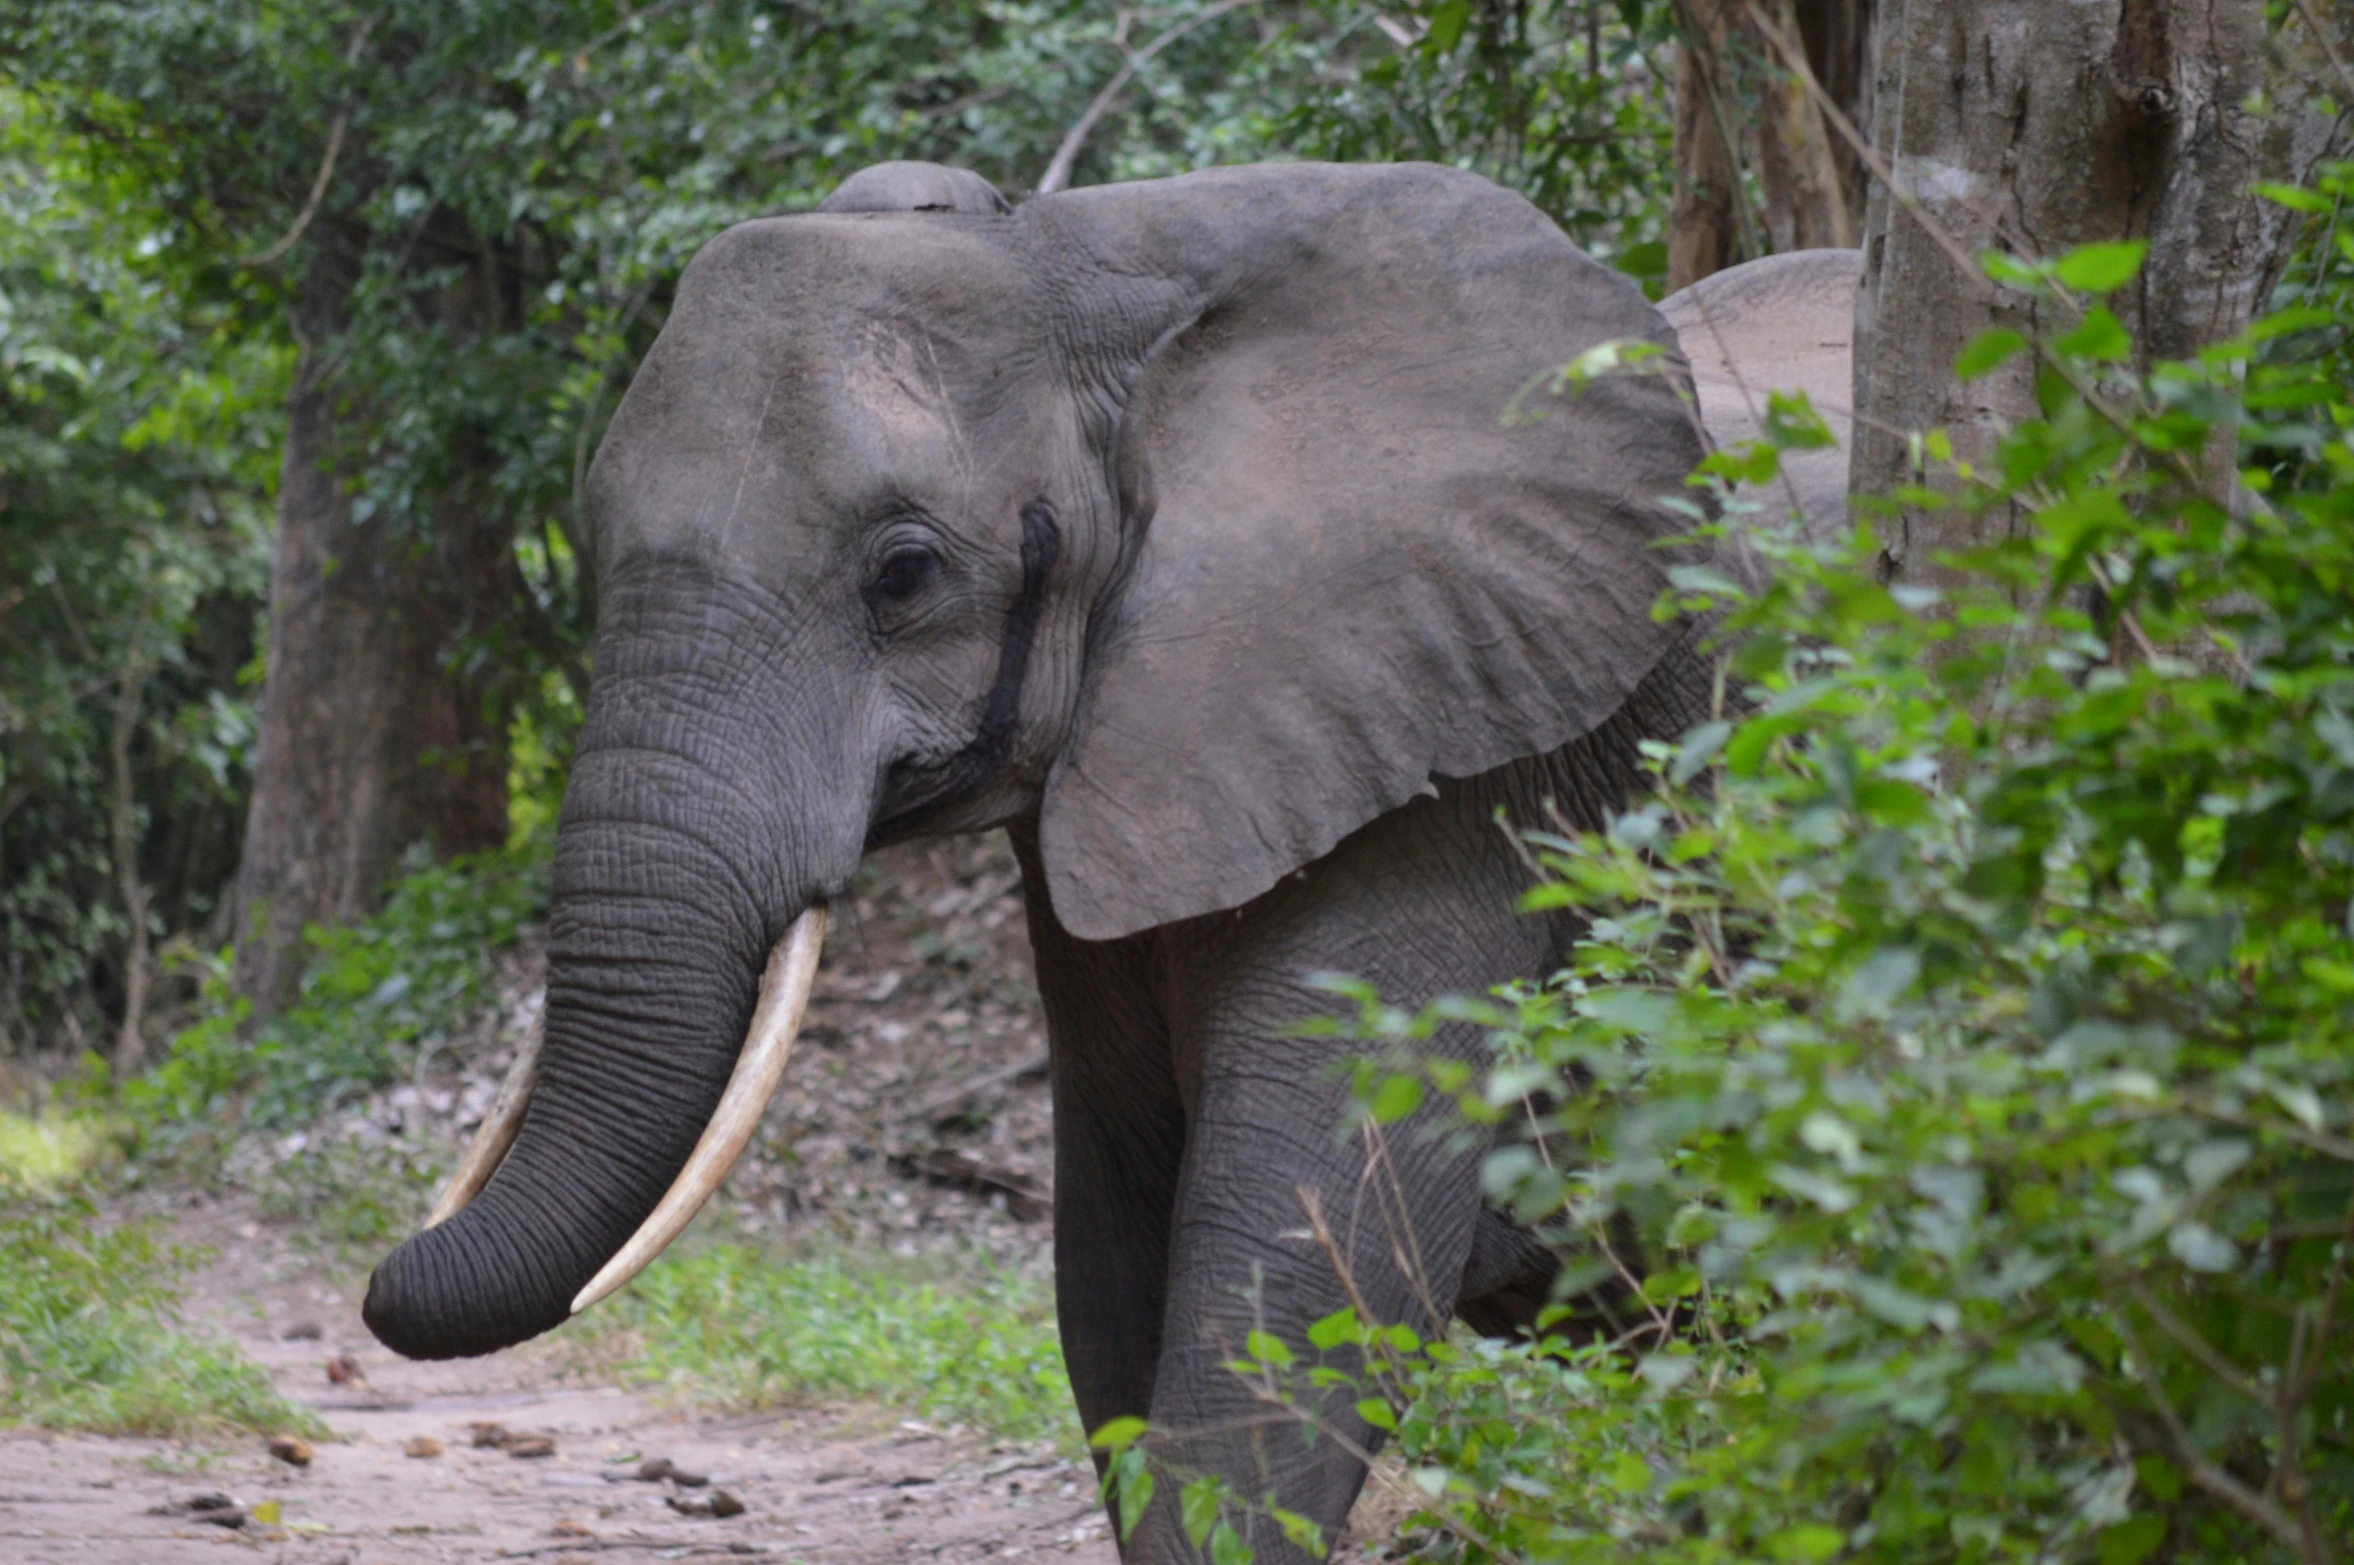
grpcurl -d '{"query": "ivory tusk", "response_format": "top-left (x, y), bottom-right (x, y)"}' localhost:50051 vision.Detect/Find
top-left (425, 1027), bottom-right (543, 1229)
top-left (569, 903), bottom-right (827, 1316)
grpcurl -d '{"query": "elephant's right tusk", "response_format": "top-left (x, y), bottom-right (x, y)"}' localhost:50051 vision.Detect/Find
top-left (568, 903), bottom-right (827, 1316)
top-left (424, 1026), bottom-right (542, 1229)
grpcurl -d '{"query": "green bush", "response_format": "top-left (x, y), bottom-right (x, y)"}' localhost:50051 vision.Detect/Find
top-left (578, 1240), bottom-right (1076, 1446)
top-left (119, 841), bottom-right (548, 1161)
top-left (0, 1193), bottom-right (317, 1439)
top-left (1196, 180), bottom-right (2354, 1564)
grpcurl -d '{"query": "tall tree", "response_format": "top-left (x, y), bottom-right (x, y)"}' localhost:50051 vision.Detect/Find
top-left (1851, 0), bottom-right (2353, 573)
top-left (1667, 0), bottom-right (1870, 289)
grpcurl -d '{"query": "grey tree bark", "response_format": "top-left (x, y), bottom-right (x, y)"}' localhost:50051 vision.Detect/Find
top-left (231, 247), bottom-right (516, 1012)
top-left (1851, 0), bottom-right (2353, 574)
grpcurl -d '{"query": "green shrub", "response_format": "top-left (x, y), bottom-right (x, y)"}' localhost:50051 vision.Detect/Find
top-left (0, 1193), bottom-right (317, 1439)
top-left (577, 1239), bottom-right (1076, 1446)
top-left (119, 841), bottom-right (548, 1162)
top-left (1198, 179), bottom-right (2354, 1564)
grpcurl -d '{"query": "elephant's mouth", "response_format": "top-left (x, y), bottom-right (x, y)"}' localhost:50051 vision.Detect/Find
top-left (423, 904), bottom-right (828, 1318)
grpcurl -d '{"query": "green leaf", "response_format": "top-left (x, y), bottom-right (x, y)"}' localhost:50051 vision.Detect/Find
top-left (1767, 1524), bottom-right (1845, 1564)
top-left (2057, 306), bottom-right (2132, 363)
top-left (1614, 239), bottom-right (1667, 280)
top-left (1244, 1330), bottom-right (1294, 1369)
top-left (1209, 1520), bottom-right (1254, 1565)
top-left (1670, 721), bottom-right (1731, 785)
top-left (1424, 0), bottom-right (1473, 52)
top-left (2053, 240), bottom-right (2148, 293)
top-left (1116, 1459), bottom-right (1155, 1540)
top-left (1355, 1396), bottom-right (1398, 1431)
top-left (1369, 1074), bottom-right (1423, 1124)
top-left (1181, 1478), bottom-right (1223, 1546)
top-left (1605, 1449), bottom-right (1651, 1495)
top-left (2254, 181), bottom-right (2333, 213)
top-left (2096, 1515), bottom-right (2167, 1565)
top-left (1090, 1415), bottom-right (1149, 1452)
top-left (1306, 1308), bottom-right (1358, 1352)
top-left (1955, 328), bottom-right (2028, 380)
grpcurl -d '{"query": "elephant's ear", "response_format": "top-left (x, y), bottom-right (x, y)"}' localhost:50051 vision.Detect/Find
top-left (1030, 164), bottom-right (1711, 941)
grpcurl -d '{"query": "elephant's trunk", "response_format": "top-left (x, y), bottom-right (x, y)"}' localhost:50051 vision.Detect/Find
top-left (364, 811), bottom-right (815, 1359)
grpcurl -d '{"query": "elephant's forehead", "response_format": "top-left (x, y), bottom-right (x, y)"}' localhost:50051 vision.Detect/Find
top-left (591, 215), bottom-right (1045, 572)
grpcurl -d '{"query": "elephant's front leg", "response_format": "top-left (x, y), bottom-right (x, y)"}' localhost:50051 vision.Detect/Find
top-left (1127, 787), bottom-right (1558, 1564)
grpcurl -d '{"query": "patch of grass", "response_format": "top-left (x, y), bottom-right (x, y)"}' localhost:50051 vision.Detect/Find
top-left (0, 1108), bottom-right (104, 1189)
top-left (253, 1137), bottom-right (446, 1263)
top-left (0, 1194), bottom-right (320, 1440)
top-left (577, 1239), bottom-right (1076, 1446)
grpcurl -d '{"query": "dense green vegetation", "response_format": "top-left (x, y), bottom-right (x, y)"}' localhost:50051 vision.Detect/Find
top-left (0, 1193), bottom-right (317, 1438)
top-left (1229, 186), bottom-right (2354, 1562)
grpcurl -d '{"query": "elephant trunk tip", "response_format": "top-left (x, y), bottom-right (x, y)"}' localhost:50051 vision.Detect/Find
top-left (363, 1209), bottom-right (574, 1361)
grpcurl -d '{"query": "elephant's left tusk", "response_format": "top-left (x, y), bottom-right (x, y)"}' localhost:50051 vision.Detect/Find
top-left (425, 1028), bottom-right (543, 1229)
top-left (569, 903), bottom-right (827, 1316)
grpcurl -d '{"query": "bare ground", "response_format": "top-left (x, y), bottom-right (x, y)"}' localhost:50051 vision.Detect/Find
top-left (3, 836), bottom-right (1414, 1563)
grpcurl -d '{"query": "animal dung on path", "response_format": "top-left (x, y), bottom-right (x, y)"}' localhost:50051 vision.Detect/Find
top-left (148, 1492), bottom-right (247, 1529)
top-left (401, 1434), bottom-right (443, 1458)
top-left (324, 1352), bottom-right (367, 1386)
top-left (665, 1488), bottom-right (746, 1518)
top-left (266, 1433), bottom-right (314, 1467)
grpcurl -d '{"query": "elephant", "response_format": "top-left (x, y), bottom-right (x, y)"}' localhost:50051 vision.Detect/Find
top-left (363, 158), bottom-right (1859, 1562)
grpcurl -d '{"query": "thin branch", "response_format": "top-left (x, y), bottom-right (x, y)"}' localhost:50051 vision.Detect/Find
top-left (2109, 1308), bottom-right (2316, 1559)
top-left (2291, 1186), bottom-right (2354, 1405)
top-left (1037, 0), bottom-right (1261, 195)
top-left (2124, 1282), bottom-right (2270, 1406)
top-left (107, 651), bottom-right (153, 1077)
top-left (1739, 1), bottom-right (1987, 292)
top-left (242, 16), bottom-right (378, 267)
top-left (2292, 0), bottom-right (2354, 104)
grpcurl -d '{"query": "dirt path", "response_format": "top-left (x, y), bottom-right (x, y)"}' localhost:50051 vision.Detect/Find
top-left (0, 1222), bottom-right (1118, 1564)
top-left (2, 836), bottom-right (1419, 1562)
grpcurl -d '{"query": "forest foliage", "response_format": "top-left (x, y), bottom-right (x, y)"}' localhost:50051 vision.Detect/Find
top-left (1253, 177), bottom-right (2354, 1563)
top-left (0, 0), bottom-right (1677, 1058)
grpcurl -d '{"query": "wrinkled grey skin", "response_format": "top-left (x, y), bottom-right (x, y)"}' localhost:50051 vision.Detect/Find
top-left (365, 162), bottom-right (1827, 1562)
top-left (1661, 248), bottom-right (1860, 544)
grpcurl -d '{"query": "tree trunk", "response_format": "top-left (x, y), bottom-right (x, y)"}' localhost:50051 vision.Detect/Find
top-left (1850, 0), bottom-right (2347, 574)
top-left (1668, 0), bottom-right (1748, 290)
top-left (1670, 0), bottom-right (1874, 288)
top-left (231, 253), bottom-right (516, 1012)
top-left (108, 657), bottom-right (152, 1075)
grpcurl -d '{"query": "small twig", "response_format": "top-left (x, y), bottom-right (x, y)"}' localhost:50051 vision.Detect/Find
top-left (1037, 0), bottom-right (1261, 194)
top-left (901, 1052), bottom-right (1050, 1121)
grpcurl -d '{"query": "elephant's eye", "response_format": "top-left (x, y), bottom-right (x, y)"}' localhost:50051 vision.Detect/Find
top-left (870, 545), bottom-right (939, 604)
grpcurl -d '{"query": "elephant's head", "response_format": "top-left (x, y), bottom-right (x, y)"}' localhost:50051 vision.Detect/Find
top-left (364, 161), bottom-right (1710, 1359)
